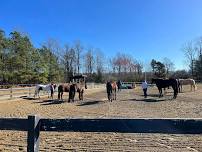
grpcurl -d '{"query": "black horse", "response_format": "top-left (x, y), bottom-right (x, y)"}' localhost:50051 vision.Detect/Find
top-left (151, 78), bottom-right (179, 99)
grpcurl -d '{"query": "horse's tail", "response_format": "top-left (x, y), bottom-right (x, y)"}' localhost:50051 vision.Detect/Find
top-left (193, 80), bottom-right (197, 91)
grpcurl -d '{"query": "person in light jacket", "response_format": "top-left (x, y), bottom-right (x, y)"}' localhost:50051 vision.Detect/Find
top-left (141, 80), bottom-right (148, 98)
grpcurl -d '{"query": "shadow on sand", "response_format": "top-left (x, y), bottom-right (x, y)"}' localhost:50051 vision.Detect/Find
top-left (20, 96), bottom-right (37, 100)
top-left (40, 99), bottom-right (63, 105)
top-left (77, 100), bottom-right (103, 106)
top-left (122, 97), bottom-right (168, 102)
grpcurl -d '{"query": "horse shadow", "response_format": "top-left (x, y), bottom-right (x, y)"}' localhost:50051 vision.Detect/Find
top-left (122, 97), bottom-right (167, 102)
top-left (20, 96), bottom-right (37, 100)
top-left (40, 99), bottom-right (63, 105)
top-left (135, 98), bottom-right (167, 102)
top-left (77, 100), bottom-right (103, 106)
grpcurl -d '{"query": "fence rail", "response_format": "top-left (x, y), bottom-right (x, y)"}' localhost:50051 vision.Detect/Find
top-left (0, 83), bottom-right (105, 100)
top-left (0, 115), bottom-right (202, 152)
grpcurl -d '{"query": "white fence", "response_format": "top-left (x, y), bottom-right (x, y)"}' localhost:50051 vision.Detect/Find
top-left (0, 83), bottom-right (105, 100)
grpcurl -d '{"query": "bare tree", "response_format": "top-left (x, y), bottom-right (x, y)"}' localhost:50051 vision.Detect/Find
top-left (163, 57), bottom-right (175, 76)
top-left (84, 48), bottom-right (94, 74)
top-left (195, 37), bottom-right (202, 56)
top-left (182, 41), bottom-right (197, 77)
top-left (95, 49), bottom-right (105, 73)
top-left (62, 44), bottom-right (76, 81)
top-left (74, 40), bottom-right (83, 74)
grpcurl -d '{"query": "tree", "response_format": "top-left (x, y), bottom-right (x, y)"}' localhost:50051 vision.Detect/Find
top-left (171, 70), bottom-right (190, 79)
top-left (163, 57), bottom-right (175, 77)
top-left (74, 40), bottom-right (83, 74)
top-left (182, 41), bottom-right (197, 78)
top-left (0, 29), bottom-right (7, 83)
top-left (195, 53), bottom-right (202, 80)
top-left (84, 48), bottom-right (94, 74)
top-left (61, 45), bottom-right (76, 82)
top-left (151, 59), bottom-right (156, 73)
top-left (150, 59), bottom-right (166, 77)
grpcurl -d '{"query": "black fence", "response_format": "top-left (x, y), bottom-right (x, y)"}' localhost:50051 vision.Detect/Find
top-left (0, 115), bottom-right (202, 152)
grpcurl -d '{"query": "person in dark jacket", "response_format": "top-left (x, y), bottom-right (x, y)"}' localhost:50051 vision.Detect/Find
top-left (117, 80), bottom-right (122, 91)
top-left (106, 81), bottom-right (112, 102)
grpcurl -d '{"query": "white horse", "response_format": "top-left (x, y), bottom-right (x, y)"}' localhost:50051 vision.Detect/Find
top-left (178, 79), bottom-right (197, 92)
top-left (34, 84), bottom-right (56, 99)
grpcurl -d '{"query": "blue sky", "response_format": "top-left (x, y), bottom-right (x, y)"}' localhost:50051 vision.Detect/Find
top-left (1, 0), bottom-right (202, 70)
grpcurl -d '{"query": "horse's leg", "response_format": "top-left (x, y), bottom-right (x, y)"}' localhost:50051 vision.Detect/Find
top-left (110, 91), bottom-right (112, 102)
top-left (81, 90), bottom-right (84, 100)
top-left (61, 92), bottom-right (63, 101)
top-left (115, 89), bottom-right (116, 100)
top-left (38, 90), bottom-right (40, 99)
top-left (58, 92), bottom-right (60, 100)
top-left (158, 88), bottom-right (162, 98)
top-left (72, 91), bottom-right (75, 102)
top-left (68, 91), bottom-right (71, 102)
top-left (79, 91), bottom-right (81, 100)
top-left (178, 84), bottom-right (181, 92)
top-left (51, 89), bottom-right (54, 100)
top-left (164, 88), bottom-right (166, 95)
top-left (34, 89), bottom-right (37, 98)
top-left (181, 85), bottom-right (182, 92)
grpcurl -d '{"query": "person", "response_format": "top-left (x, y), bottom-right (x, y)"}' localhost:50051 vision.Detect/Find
top-left (106, 81), bottom-right (112, 101)
top-left (50, 83), bottom-right (54, 99)
top-left (141, 80), bottom-right (148, 98)
top-left (117, 80), bottom-right (122, 91)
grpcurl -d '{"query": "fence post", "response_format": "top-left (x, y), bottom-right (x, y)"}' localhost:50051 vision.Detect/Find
top-left (27, 115), bottom-right (41, 152)
top-left (29, 87), bottom-right (31, 97)
top-left (10, 87), bottom-right (12, 99)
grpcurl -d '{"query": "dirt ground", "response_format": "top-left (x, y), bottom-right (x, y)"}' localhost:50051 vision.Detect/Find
top-left (0, 84), bottom-right (202, 151)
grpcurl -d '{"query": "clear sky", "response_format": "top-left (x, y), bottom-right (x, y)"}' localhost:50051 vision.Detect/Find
top-left (1, 0), bottom-right (202, 70)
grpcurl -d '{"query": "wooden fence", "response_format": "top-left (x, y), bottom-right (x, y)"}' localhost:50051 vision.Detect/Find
top-left (0, 83), bottom-right (105, 100)
top-left (0, 115), bottom-right (202, 152)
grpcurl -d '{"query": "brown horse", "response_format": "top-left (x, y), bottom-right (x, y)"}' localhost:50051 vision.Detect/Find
top-left (106, 81), bottom-right (117, 102)
top-left (58, 83), bottom-right (70, 100)
top-left (58, 82), bottom-right (87, 102)
top-left (69, 83), bottom-right (87, 102)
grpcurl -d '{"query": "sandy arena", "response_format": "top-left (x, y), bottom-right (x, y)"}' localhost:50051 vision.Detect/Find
top-left (0, 84), bottom-right (202, 151)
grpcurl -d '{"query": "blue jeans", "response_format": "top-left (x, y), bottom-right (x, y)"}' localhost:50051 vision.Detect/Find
top-left (143, 88), bottom-right (147, 98)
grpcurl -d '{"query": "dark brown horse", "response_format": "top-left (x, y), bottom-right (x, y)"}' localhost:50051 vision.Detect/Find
top-left (151, 78), bottom-right (178, 99)
top-left (58, 82), bottom-right (87, 102)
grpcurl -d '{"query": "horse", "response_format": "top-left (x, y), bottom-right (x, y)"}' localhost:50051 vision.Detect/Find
top-left (68, 83), bottom-right (87, 102)
top-left (116, 80), bottom-right (122, 91)
top-left (58, 83), bottom-right (71, 100)
top-left (151, 78), bottom-right (178, 99)
top-left (106, 81), bottom-right (117, 102)
top-left (58, 82), bottom-right (87, 102)
top-left (34, 84), bottom-right (56, 99)
top-left (178, 79), bottom-right (197, 92)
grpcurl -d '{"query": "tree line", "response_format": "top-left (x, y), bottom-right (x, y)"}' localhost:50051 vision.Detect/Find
top-left (182, 37), bottom-right (202, 80)
top-left (1, 29), bottom-right (200, 85)
top-left (0, 29), bottom-right (145, 84)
